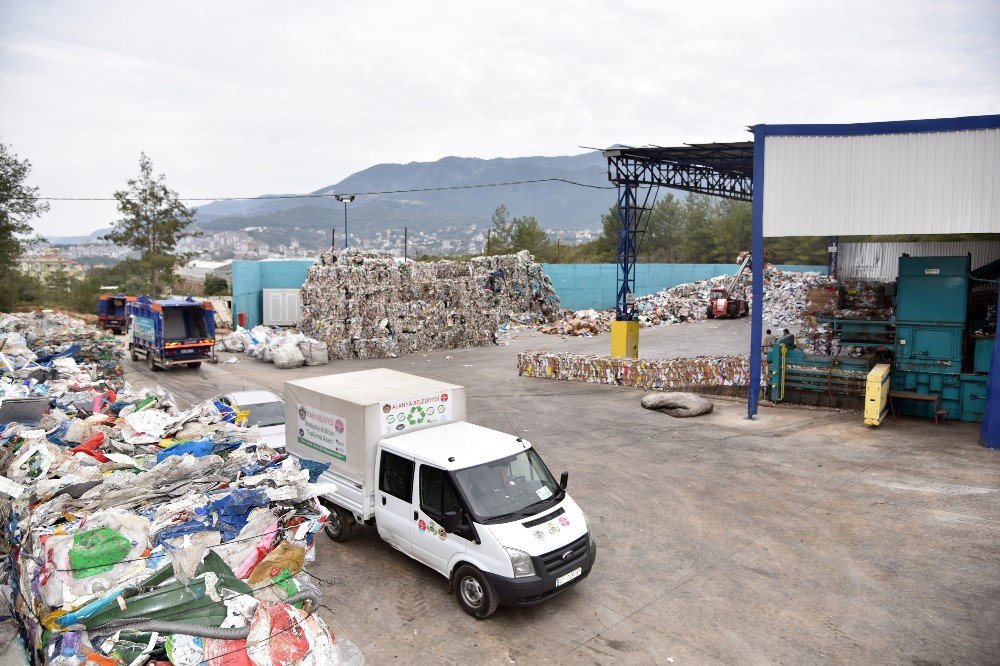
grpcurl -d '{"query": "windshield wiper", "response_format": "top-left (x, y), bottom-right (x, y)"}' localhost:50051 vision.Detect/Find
top-left (518, 493), bottom-right (560, 516)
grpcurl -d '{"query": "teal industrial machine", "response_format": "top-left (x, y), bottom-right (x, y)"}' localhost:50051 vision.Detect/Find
top-left (768, 254), bottom-right (996, 422)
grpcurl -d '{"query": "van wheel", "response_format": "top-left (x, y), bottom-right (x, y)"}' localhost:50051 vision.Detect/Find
top-left (454, 564), bottom-right (499, 619)
top-left (324, 505), bottom-right (353, 542)
top-left (147, 353), bottom-right (160, 372)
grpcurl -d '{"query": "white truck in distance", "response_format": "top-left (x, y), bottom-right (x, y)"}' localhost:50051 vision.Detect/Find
top-left (284, 369), bottom-right (597, 618)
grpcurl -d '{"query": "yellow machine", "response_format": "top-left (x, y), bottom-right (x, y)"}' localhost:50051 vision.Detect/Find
top-left (610, 320), bottom-right (639, 358)
top-left (864, 364), bottom-right (892, 426)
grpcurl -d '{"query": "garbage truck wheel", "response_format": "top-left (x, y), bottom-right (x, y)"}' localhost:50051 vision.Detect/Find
top-left (454, 564), bottom-right (499, 619)
top-left (129, 345), bottom-right (138, 362)
top-left (188, 362), bottom-right (202, 370)
top-left (324, 505), bottom-right (353, 542)
top-left (147, 353), bottom-right (160, 372)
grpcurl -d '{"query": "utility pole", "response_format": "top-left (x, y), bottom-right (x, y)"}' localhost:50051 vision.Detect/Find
top-left (404, 226), bottom-right (408, 262)
top-left (334, 195), bottom-right (355, 249)
top-left (556, 238), bottom-right (560, 263)
top-left (331, 228), bottom-right (335, 249)
top-left (486, 228), bottom-right (491, 255)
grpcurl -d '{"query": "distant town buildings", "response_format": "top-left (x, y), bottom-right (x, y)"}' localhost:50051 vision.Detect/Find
top-left (19, 247), bottom-right (85, 277)
top-left (52, 223), bottom-right (602, 267)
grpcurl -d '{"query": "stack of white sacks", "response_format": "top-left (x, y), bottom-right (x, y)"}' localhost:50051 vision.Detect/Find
top-left (218, 326), bottom-right (329, 369)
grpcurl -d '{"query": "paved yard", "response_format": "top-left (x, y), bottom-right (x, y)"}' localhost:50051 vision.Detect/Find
top-left (126, 320), bottom-right (1000, 664)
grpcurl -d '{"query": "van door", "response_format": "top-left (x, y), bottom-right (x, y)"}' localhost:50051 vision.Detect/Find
top-left (411, 462), bottom-right (468, 575)
top-left (373, 449), bottom-right (415, 556)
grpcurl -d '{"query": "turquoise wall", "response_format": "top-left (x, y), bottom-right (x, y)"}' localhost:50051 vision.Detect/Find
top-left (232, 260), bottom-right (315, 328)
top-left (233, 260), bottom-right (826, 326)
top-left (542, 263), bottom-right (828, 311)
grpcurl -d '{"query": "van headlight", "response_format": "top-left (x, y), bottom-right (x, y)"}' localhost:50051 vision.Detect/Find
top-left (505, 547), bottom-right (535, 578)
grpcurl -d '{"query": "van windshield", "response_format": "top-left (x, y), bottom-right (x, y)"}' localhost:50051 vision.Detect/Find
top-left (242, 401), bottom-right (285, 428)
top-left (452, 449), bottom-right (561, 522)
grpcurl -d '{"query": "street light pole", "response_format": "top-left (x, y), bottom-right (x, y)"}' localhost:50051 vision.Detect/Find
top-left (334, 195), bottom-right (356, 249)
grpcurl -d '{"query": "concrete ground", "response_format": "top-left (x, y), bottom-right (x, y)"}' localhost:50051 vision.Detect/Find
top-left (125, 319), bottom-right (1000, 664)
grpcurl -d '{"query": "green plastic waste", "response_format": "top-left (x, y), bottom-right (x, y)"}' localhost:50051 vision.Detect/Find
top-left (133, 396), bottom-right (157, 412)
top-left (273, 567), bottom-right (299, 604)
top-left (69, 527), bottom-right (131, 579)
top-left (84, 551), bottom-right (252, 630)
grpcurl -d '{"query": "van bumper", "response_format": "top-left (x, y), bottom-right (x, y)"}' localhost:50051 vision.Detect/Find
top-left (483, 537), bottom-right (597, 607)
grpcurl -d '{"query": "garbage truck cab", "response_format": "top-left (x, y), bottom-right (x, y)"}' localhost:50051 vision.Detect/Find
top-left (284, 369), bottom-right (596, 619)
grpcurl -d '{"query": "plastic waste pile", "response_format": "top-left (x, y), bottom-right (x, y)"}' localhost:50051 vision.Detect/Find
top-left (1, 311), bottom-right (125, 379)
top-left (0, 315), bottom-right (362, 664)
top-left (517, 350), bottom-right (763, 394)
top-left (540, 267), bottom-right (836, 336)
top-left (218, 326), bottom-right (330, 369)
top-left (300, 248), bottom-right (559, 359)
top-left (537, 309), bottom-right (609, 337)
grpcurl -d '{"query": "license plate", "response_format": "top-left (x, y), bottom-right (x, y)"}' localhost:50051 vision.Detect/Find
top-left (555, 567), bottom-right (582, 587)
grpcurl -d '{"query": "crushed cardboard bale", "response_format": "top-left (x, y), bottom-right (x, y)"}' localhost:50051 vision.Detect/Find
top-left (517, 350), bottom-right (761, 395)
top-left (299, 248), bottom-right (559, 359)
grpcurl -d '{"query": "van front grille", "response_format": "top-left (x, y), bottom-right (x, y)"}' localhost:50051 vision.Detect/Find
top-left (538, 533), bottom-right (589, 575)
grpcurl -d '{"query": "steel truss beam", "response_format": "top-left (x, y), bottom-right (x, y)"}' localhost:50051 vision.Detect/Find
top-left (606, 149), bottom-right (753, 322)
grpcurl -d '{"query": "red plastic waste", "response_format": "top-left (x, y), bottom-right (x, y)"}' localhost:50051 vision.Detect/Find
top-left (70, 432), bottom-right (110, 463)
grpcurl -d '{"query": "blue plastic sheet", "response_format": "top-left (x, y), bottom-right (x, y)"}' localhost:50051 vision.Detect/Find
top-left (155, 438), bottom-right (214, 463)
top-left (298, 457), bottom-right (331, 483)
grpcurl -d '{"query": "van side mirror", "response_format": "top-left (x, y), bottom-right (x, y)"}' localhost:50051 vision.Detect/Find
top-left (559, 471), bottom-right (569, 489)
top-left (443, 511), bottom-right (460, 533)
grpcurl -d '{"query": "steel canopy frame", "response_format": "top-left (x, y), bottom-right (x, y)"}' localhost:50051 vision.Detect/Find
top-left (604, 142), bottom-right (754, 321)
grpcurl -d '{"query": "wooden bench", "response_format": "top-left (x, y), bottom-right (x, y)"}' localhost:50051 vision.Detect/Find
top-left (888, 390), bottom-right (945, 423)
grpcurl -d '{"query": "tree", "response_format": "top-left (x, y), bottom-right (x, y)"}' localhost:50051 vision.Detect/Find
top-left (0, 142), bottom-right (49, 311)
top-left (509, 215), bottom-right (551, 258)
top-left (203, 274), bottom-right (229, 296)
top-left (105, 153), bottom-right (198, 298)
top-left (487, 205), bottom-right (514, 254)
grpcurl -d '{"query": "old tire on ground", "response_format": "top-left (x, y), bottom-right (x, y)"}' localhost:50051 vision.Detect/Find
top-left (706, 308), bottom-right (715, 319)
top-left (188, 361), bottom-right (202, 370)
top-left (324, 505), bottom-right (354, 542)
top-left (454, 564), bottom-right (499, 619)
top-left (147, 352), bottom-right (160, 372)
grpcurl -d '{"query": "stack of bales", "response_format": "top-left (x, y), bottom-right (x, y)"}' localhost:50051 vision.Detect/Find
top-left (300, 249), bottom-right (559, 359)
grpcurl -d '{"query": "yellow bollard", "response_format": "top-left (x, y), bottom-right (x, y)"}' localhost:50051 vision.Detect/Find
top-left (610, 320), bottom-right (639, 358)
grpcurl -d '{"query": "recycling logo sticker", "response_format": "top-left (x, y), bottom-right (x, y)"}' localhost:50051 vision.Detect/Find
top-left (407, 406), bottom-right (426, 426)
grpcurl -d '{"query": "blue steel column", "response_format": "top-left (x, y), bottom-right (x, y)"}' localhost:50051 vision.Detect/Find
top-left (747, 125), bottom-right (766, 418)
top-left (615, 182), bottom-right (638, 321)
top-left (980, 287), bottom-right (1000, 448)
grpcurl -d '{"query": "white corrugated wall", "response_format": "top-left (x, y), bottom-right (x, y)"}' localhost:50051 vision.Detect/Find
top-left (838, 241), bottom-right (1000, 282)
top-left (762, 129), bottom-right (1000, 237)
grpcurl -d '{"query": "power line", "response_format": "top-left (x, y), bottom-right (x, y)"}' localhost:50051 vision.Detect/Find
top-left (11, 177), bottom-right (613, 203)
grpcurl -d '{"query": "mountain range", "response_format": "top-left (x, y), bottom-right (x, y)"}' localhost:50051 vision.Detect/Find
top-left (193, 152), bottom-right (615, 239)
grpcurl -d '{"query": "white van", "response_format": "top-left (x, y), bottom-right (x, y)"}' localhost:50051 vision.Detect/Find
top-left (284, 370), bottom-right (596, 618)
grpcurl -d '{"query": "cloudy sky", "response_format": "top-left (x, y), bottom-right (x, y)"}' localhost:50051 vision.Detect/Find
top-left (2, 1), bottom-right (998, 237)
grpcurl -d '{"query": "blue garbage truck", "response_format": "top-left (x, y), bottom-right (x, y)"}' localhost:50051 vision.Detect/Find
top-left (126, 296), bottom-right (217, 371)
top-left (97, 294), bottom-right (130, 334)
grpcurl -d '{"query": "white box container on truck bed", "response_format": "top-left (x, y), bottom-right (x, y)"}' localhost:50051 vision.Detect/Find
top-left (284, 369), bottom-right (466, 518)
